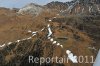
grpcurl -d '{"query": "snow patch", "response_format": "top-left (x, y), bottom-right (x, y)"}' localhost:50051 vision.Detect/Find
top-left (66, 50), bottom-right (78, 63)
top-left (60, 45), bottom-right (63, 48)
top-left (28, 30), bottom-right (32, 33)
top-left (66, 50), bottom-right (71, 54)
top-left (0, 44), bottom-right (5, 48)
top-left (22, 38), bottom-right (27, 41)
top-left (48, 20), bottom-right (52, 22)
top-left (8, 42), bottom-right (12, 45)
top-left (47, 24), bottom-right (52, 37)
top-left (50, 38), bottom-right (53, 42)
top-left (16, 40), bottom-right (20, 42)
top-left (48, 37), bottom-right (51, 39)
top-left (32, 31), bottom-right (37, 34)
top-left (27, 37), bottom-right (32, 39)
top-left (53, 17), bottom-right (57, 18)
top-left (41, 28), bottom-right (45, 31)
top-left (88, 47), bottom-right (96, 51)
top-left (32, 34), bottom-right (37, 37)
top-left (57, 43), bottom-right (60, 46)
top-left (53, 41), bottom-right (57, 44)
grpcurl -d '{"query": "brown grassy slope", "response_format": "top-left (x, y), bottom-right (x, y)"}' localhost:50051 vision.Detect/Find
top-left (0, 8), bottom-right (97, 66)
top-left (0, 8), bottom-right (47, 44)
top-left (0, 7), bottom-right (63, 44)
top-left (0, 11), bottom-right (33, 44)
top-left (0, 25), bottom-right (94, 66)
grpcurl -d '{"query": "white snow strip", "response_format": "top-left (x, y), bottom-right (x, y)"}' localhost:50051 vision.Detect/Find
top-left (47, 24), bottom-right (52, 37)
top-left (53, 17), bottom-right (57, 18)
top-left (53, 41), bottom-right (57, 44)
top-left (88, 47), bottom-right (96, 50)
top-left (32, 31), bottom-right (37, 34)
top-left (0, 44), bottom-right (5, 48)
top-left (57, 43), bottom-right (60, 46)
top-left (66, 50), bottom-right (71, 54)
top-left (27, 37), bottom-right (32, 39)
top-left (22, 38), bottom-right (27, 41)
top-left (16, 40), bottom-right (20, 42)
top-left (66, 50), bottom-right (78, 63)
top-left (48, 37), bottom-right (51, 39)
top-left (28, 30), bottom-right (32, 33)
top-left (32, 34), bottom-right (37, 37)
top-left (60, 45), bottom-right (63, 48)
top-left (48, 19), bottom-right (52, 22)
top-left (8, 42), bottom-right (12, 45)
top-left (41, 28), bottom-right (45, 31)
top-left (50, 38), bottom-right (53, 42)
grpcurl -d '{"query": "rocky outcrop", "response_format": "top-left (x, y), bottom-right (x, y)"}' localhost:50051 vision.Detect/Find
top-left (45, 1), bottom-right (68, 10)
top-left (45, 0), bottom-right (100, 15)
top-left (17, 3), bottom-right (43, 16)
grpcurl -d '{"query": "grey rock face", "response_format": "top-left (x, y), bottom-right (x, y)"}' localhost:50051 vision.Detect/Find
top-left (18, 3), bottom-right (43, 16)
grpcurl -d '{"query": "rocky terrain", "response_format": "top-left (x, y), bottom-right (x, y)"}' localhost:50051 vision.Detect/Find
top-left (0, 0), bottom-right (100, 66)
top-left (17, 3), bottom-right (43, 16)
top-left (45, 0), bottom-right (100, 15)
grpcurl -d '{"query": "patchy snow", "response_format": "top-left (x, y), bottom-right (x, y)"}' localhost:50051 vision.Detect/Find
top-left (32, 31), bottom-right (37, 34)
top-left (88, 47), bottom-right (97, 51)
top-left (28, 30), bottom-right (32, 33)
top-left (16, 40), bottom-right (20, 42)
top-left (27, 37), bottom-right (32, 39)
top-left (50, 38), bottom-right (53, 42)
top-left (0, 44), bottom-right (5, 48)
top-left (32, 34), bottom-right (37, 37)
top-left (66, 50), bottom-right (71, 54)
top-left (0, 29), bottom-right (39, 48)
top-left (60, 45), bottom-right (63, 48)
top-left (66, 50), bottom-right (78, 63)
top-left (53, 41), bottom-right (57, 44)
top-left (48, 37), bottom-right (51, 39)
top-left (47, 24), bottom-right (52, 37)
top-left (48, 19), bottom-right (52, 22)
top-left (67, 0), bottom-right (79, 13)
top-left (8, 42), bottom-right (12, 45)
top-left (22, 38), bottom-right (27, 41)
top-left (41, 28), bottom-right (45, 31)
top-left (53, 17), bottom-right (56, 18)
top-left (57, 43), bottom-right (60, 46)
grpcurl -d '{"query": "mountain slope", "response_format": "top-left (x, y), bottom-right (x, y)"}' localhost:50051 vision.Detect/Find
top-left (0, 1), bottom-right (100, 66)
top-left (17, 3), bottom-right (43, 16)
